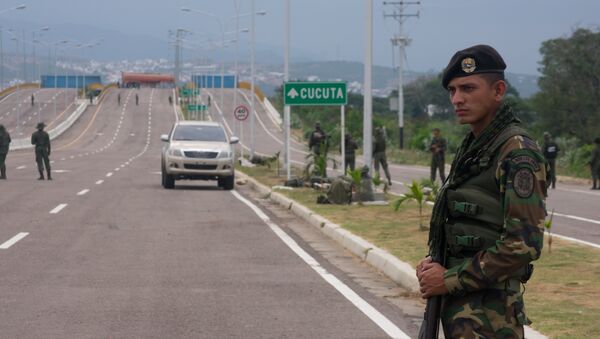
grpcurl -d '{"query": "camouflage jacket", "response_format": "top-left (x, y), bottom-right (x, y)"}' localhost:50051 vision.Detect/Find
top-left (444, 134), bottom-right (548, 295)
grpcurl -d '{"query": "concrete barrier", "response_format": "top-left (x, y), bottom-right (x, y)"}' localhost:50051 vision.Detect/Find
top-left (9, 100), bottom-right (88, 151)
top-left (263, 97), bottom-right (283, 127)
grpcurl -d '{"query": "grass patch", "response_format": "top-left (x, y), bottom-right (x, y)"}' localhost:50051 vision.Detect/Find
top-left (240, 163), bottom-right (600, 338)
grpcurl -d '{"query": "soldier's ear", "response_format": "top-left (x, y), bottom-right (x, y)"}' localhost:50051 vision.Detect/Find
top-left (493, 80), bottom-right (506, 101)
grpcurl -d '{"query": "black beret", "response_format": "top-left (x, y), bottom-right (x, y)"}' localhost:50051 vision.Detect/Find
top-left (442, 44), bottom-right (506, 89)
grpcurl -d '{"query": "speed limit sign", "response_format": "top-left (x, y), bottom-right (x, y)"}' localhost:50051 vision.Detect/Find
top-left (234, 105), bottom-right (249, 121)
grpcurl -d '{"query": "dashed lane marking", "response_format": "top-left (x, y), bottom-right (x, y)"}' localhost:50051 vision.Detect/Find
top-left (0, 232), bottom-right (29, 250)
top-left (106, 172), bottom-right (113, 177)
top-left (50, 203), bottom-right (68, 214)
top-left (95, 180), bottom-right (104, 185)
top-left (77, 189), bottom-right (90, 196)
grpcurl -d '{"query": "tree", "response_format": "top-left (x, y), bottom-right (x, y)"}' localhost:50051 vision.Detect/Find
top-left (532, 28), bottom-right (600, 143)
top-left (392, 180), bottom-right (434, 231)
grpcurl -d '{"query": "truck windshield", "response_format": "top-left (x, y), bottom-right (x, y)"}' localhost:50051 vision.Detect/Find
top-left (172, 125), bottom-right (227, 142)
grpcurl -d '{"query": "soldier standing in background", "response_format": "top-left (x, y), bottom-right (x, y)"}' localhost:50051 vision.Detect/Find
top-left (135, 93), bottom-right (139, 106)
top-left (542, 132), bottom-right (560, 189)
top-left (31, 122), bottom-right (52, 180)
top-left (373, 127), bottom-right (392, 186)
top-left (118, 93), bottom-right (121, 106)
top-left (343, 133), bottom-right (358, 172)
top-left (429, 128), bottom-right (447, 183)
top-left (308, 122), bottom-right (327, 156)
top-left (31, 94), bottom-right (35, 106)
top-left (417, 45), bottom-right (547, 338)
top-left (590, 137), bottom-right (600, 190)
top-left (0, 124), bottom-right (11, 179)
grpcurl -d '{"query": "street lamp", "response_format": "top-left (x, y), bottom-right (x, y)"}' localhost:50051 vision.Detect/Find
top-left (181, 7), bottom-right (228, 110)
top-left (0, 4), bottom-right (26, 89)
top-left (230, 3), bottom-right (267, 158)
top-left (32, 26), bottom-right (50, 83)
top-left (0, 4), bottom-right (26, 15)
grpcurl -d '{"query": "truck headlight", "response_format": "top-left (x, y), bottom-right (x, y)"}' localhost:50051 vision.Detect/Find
top-left (218, 150), bottom-right (232, 159)
top-left (168, 149), bottom-right (183, 157)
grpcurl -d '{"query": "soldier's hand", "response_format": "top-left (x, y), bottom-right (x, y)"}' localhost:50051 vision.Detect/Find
top-left (418, 261), bottom-right (448, 299)
top-left (416, 256), bottom-right (432, 280)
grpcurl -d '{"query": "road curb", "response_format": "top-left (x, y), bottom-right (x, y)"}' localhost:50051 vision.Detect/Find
top-left (239, 171), bottom-right (420, 294)
top-left (238, 172), bottom-right (548, 339)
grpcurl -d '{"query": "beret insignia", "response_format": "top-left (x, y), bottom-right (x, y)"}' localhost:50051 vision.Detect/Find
top-left (513, 168), bottom-right (534, 198)
top-left (461, 57), bottom-right (476, 73)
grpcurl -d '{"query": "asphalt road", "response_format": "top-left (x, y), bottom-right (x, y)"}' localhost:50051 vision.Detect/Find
top-left (205, 87), bottom-right (600, 247)
top-left (0, 88), bottom-right (76, 137)
top-left (1, 88), bottom-right (420, 338)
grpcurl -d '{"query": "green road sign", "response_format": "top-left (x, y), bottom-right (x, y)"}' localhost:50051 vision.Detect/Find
top-left (187, 104), bottom-right (207, 111)
top-left (181, 89), bottom-right (200, 97)
top-left (284, 82), bottom-right (347, 106)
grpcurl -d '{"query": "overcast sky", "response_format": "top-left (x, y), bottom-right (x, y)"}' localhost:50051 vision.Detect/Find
top-left (3, 0), bottom-right (599, 75)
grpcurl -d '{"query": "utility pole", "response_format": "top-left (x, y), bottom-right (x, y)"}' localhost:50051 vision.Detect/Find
top-left (383, 1), bottom-right (419, 149)
top-left (173, 28), bottom-right (188, 84)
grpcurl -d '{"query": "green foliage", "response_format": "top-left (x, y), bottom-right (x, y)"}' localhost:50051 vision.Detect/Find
top-left (304, 142), bottom-right (338, 180)
top-left (392, 180), bottom-right (433, 231)
top-left (532, 28), bottom-right (600, 143)
top-left (347, 168), bottom-right (362, 187)
top-left (372, 173), bottom-right (382, 187)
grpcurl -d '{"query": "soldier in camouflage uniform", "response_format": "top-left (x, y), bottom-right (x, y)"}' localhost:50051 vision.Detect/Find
top-left (373, 127), bottom-right (392, 186)
top-left (31, 122), bottom-right (52, 180)
top-left (590, 137), bottom-right (600, 190)
top-left (430, 128), bottom-right (447, 183)
top-left (308, 122), bottom-right (327, 156)
top-left (416, 45), bottom-right (548, 339)
top-left (0, 124), bottom-right (11, 179)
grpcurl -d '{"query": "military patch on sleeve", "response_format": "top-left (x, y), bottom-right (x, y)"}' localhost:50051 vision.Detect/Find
top-left (513, 168), bottom-right (535, 198)
top-left (510, 155), bottom-right (540, 171)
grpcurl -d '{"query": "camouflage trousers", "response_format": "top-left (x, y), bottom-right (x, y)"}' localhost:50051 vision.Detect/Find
top-left (441, 286), bottom-right (528, 339)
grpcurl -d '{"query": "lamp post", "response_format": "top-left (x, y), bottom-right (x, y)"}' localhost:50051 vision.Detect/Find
top-left (181, 7), bottom-right (226, 111)
top-left (284, 0), bottom-right (291, 179)
top-left (0, 4), bottom-right (26, 89)
top-left (32, 26), bottom-right (50, 83)
top-left (10, 36), bottom-right (22, 135)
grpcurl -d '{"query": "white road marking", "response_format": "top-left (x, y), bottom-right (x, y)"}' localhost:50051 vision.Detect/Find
top-left (554, 212), bottom-right (600, 225)
top-left (0, 232), bottom-right (29, 249)
top-left (50, 203), bottom-right (68, 214)
top-left (106, 172), bottom-right (113, 177)
top-left (95, 180), bottom-right (104, 185)
top-left (16, 165), bottom-right (26, 170)
top-left (230, 190), bottom-right (410, 339)
top-left (77, 189), bottom-right (90, 196)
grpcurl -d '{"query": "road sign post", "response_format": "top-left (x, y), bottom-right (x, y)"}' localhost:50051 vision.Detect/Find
top-left (283, 81), bottom-right (347, 179)
top-left (234, 105), bottom-right (249, 121)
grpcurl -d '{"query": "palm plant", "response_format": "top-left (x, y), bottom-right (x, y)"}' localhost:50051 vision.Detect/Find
top-left (347, 168), bottom-right (363, 202)
top-left (392, 180), bottom-right (434, 231)
top-left (304, 141), bottom-right (337, 183)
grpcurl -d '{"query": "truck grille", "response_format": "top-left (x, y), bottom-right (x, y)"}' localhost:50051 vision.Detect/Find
top-left (184, 164), bottom-right (218, 170)
top-left (184, 151), bottom-right (219, 159)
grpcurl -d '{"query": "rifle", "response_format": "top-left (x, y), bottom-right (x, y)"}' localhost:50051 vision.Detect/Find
top-left (418, 248), bottom-right (446, 339)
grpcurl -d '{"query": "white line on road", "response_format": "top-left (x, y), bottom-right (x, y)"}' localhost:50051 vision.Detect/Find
top-left (95, 180), bottom-right (104, 185)
top-left (16, 165), bottom-right (26, 170)
top-left (554, 212), bottom-right (600, 225)
top-left (0, 232), bottom-right (29, 249)
top-left (77, 189), bottom-right (90, 196)
top-left (231, 190), bottom-right (410, 339)
top-left (50, 203), bottom-right (68, 214)
top-left (106, 172), bottom-right (113, 177)
top-left (551, 233), bottom-right (600, 250)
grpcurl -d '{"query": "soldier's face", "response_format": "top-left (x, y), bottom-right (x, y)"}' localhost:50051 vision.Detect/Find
top-left (448, 75), bottom-right (505, 132)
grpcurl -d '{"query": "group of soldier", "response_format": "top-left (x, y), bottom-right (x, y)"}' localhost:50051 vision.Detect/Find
top-left (0, 122), bottom-right (52, 181)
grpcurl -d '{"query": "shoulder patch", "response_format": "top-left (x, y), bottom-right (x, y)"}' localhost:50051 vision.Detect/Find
top-left (510, 155), bottom-right (540, 171)
top-left (513, 168), bottom-right (535, 198)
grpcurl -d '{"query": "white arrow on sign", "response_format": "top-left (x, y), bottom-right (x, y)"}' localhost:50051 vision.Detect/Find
top-left (287, 88), bottom-right (299, 99)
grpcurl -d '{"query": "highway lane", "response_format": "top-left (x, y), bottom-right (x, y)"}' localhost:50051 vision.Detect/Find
top-left (205, 87), bottom-right (600, 247)
top-left (0, 88), bottom-right (76, 137)
top-left (1, 87), bottom-right (418, 338)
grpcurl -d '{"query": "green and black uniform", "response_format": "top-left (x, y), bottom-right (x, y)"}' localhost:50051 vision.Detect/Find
top-left (344, 135), bottom-right (358, 172)
top-left (428, 104), bottom-right (548, 338)
top-left (542, 138), bottom-right (559, 188)
top-left (373, 128), bottom-right (391, 185)
top-left (31, 129), bottom-right (52, 180)
top-left (0, 125), bottom-right (11, 179)
top-left (430, 135), bottom-right (447, 183)
top-left (591, 140), bottom-right (600, 189)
